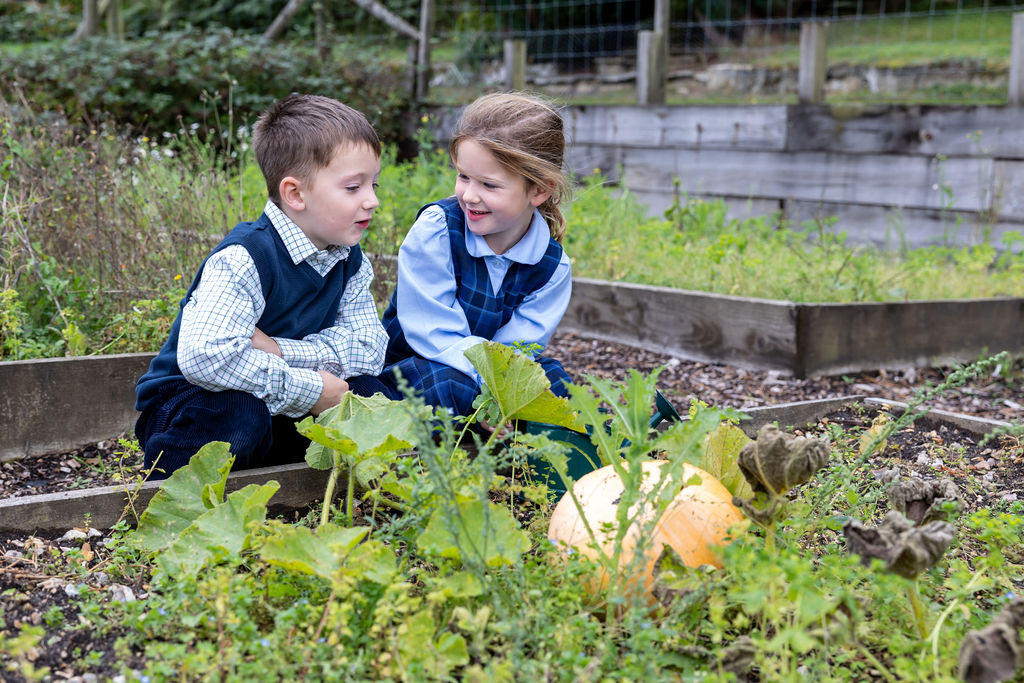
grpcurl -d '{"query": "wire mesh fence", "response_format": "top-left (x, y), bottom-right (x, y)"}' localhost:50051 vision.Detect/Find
top-left (424, 0), bottom-right (1018, 102)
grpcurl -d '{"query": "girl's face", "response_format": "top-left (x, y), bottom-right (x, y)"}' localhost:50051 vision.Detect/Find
top-left (453, 139), bottom-right (550, 255)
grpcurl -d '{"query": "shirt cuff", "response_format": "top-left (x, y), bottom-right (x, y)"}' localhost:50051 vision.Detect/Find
top-left (278, 367), bottom-right (323, 417)
top-left (274, 337), bottom-right (318, 369)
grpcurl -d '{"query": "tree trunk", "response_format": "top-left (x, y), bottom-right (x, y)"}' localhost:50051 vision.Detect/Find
top-left (264, 0), bottom-right (307, 41)
top-left (314, 0), bottom-right (331, 66)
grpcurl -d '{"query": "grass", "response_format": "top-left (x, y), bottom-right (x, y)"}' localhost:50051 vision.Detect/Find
top-left (2, 100), bottom-right (1022, 361)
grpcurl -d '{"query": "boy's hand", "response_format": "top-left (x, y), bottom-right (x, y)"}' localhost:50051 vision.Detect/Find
top-left (312, 370), bottom-right (349, 416)
top-left (251, 327), bottom-right (282, 357)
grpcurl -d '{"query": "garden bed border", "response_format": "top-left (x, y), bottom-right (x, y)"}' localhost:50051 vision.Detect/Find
top-left (561, 278), bottom-right (1024, 377)
top-left (0, 396), bottom-right (1009, 535)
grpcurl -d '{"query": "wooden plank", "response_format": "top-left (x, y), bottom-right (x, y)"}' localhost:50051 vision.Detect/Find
top-left (1, 353), bottom-right (155, 461)
top-left (795, 298), bottom-right (1024, 377)
top-left (629, 190), bottom-right (781, 221)
top-left (562, 105), bottom-right (788, 150)
top-left (784, 199), bottom-right (1024, 250)
top-left (559, 278), bottom-right (799, 372)
top-left (0, 463), bottom-right (330, 533)
top-left (566, 144), bottom-right (623, 184)
top-left (992, 159), bottom-right (1024, 219)
top-left (787, 105), bottom-right (1024, 158)
top-left (616, 147), bottom-right (996, 214)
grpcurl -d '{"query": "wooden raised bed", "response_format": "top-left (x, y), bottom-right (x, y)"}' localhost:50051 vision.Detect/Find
top-left (0, 395), bottom-right (1009, 534)
top-left (1, 280), bottom-right (1020, 460)
top-left (561, 278), bottom-right (1024, 377)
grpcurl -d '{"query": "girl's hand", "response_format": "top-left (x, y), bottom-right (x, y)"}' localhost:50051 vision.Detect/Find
top-left (478, 418), bottom-right (513, 439)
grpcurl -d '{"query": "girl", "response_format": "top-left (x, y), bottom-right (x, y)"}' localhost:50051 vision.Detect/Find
top-left (380, 92), bottom-right (573, 416)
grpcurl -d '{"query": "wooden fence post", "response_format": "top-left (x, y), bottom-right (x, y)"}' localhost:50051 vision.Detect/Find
top-left (416, 0), bottom-right (434, 102)
top-left (1010, 13), bottom-right (1024, 105)
top-left (798, 21), bottom-right (828, 104)
top-left (653, 0), bottom-right (670, 66)
top-left (504, 39), bottom-right (526, 91)
top-left (637, 30), bottom-right (666, 105)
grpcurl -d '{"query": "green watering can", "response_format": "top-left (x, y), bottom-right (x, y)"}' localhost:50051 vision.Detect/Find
top-left (520, 391), bottom-right (682, 495)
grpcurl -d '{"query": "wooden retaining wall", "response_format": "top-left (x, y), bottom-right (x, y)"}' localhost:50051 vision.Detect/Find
top-left (559, 279), bottom-right (1024, 376)
top-left (0, 395), bottom-right (1009, 533)
top-left (3, 283), bottom-right (1019, 461)
top-left (424, 103), bottom-right (1024, 249)
top-left (1, 353), bottom-right (154, 462)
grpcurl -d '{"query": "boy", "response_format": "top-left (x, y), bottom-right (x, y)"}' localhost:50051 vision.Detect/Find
top-left (135, 94), bottom-right (390, 479)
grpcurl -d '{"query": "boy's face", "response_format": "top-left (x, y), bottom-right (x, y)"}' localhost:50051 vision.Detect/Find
top-left (453, 139), bottom-right (549, 255)
top-left (291, 142), bottom-right (381, 251)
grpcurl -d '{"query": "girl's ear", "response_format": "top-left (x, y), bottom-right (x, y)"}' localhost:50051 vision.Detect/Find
top-left (279, 176), bottom-right (305, 211)
top-left (529, 183), bottom-right (552, 208)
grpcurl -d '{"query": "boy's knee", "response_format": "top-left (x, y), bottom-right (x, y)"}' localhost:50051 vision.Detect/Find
top-left (140, 389), bottom-right (273, 477)
top-left (347, 374), bottom-right (402, 400)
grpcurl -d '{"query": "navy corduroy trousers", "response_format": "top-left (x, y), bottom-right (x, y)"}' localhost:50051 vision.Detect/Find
top-left (135, 374), bottom-right (394, 479)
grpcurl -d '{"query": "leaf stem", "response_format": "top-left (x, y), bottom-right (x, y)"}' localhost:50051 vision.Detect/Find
top-left (856, 643), bottom-right (898, 683)
top-left (906, 580), bottom-right (929, 640)
top-left (321, 465), bottom-right (340, 529)
top-left (346, 467), bottom-right (355, 526)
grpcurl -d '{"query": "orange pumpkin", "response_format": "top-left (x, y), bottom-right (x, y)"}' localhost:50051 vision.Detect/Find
top-left (547, 460), bottom-right (743, 602)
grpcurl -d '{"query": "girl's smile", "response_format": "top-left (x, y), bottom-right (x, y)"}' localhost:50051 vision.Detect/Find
top-left (454, 139), bottom-right (550, 255)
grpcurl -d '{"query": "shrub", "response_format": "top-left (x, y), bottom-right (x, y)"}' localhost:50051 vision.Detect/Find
top-left (0, 28), bottom-right (411, 143)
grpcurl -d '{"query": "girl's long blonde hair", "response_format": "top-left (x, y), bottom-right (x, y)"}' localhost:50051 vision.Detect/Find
top-left (449, 92), bottom-right (571, 242)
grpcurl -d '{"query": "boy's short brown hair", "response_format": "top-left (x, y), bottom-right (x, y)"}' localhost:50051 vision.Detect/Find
top-left (253, 94), bottom-right (381, 204)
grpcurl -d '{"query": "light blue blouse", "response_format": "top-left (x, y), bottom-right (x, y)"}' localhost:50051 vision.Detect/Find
top-left (394, 204), bottom-right (572, 385)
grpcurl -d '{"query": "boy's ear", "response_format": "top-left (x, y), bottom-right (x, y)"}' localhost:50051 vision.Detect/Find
top-left (279, 176), bottom-right (305, 211)
top-left (529, 183), bottom-right (551, 208)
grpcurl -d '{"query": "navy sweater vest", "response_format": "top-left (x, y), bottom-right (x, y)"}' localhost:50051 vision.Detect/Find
top-left (136, 213), bottom-right (362, 412)
top-left (382, 197), bottom-right (563, 364)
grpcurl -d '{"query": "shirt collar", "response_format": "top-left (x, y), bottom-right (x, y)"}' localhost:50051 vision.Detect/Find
top-left (264, 199), bottom-right (350, 265)
top-left (465, 209), bottom-right (551, 263)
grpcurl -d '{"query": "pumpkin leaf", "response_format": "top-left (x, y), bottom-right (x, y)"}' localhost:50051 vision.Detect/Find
top-left (465, 341), bottom-right (581, 431)
top-left (132, 441), bottom-right (234, 554)
top-left (344, 539), bottom-right (399, 585)
top-left (260, 523), bottom-right (369, 584)
top-left (395, 611), bottom-right (470, 678)
top-left (299, 392), bottom-right (419, 474)
top-left (416, 496), bottom-right (530, 567)
top-left (426, 571), bottom-right (485, 601)
top-left (738, 424), bottom-right (830, 497)
top-left (157, 481), bottom-right (279, 577)
top-left (700, 420), bottom-right (755, 500)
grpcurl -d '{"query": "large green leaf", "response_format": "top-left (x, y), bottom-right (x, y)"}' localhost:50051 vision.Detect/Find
top-left (157, 481), bottom-right (279, 576)
top-left (300, 392), bottom-right (418, 473)
top-left (260, 523), bottom-right (369, 583)
top-left (395, 611), bottom-right (469, 679)
top-left (465, 341), bottom-right (581, 431)
top-left (416, 496), bottom-right (530, 568)
top-left (701, 420), bottom-right (755, 499)
top-left (344, 539), bottom-right (399, 585)
top-left (132, 442), bottom-right (234, 554)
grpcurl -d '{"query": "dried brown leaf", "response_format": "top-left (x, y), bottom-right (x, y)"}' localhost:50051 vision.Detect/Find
top-left (737, 424), bottom-right (829, 497)
top-left (887, 477), bottom-right (963, 525)
top-left (842, 510), bottom-right (955, 579)
top-left (958, 597), bottom-right (1024, 683)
